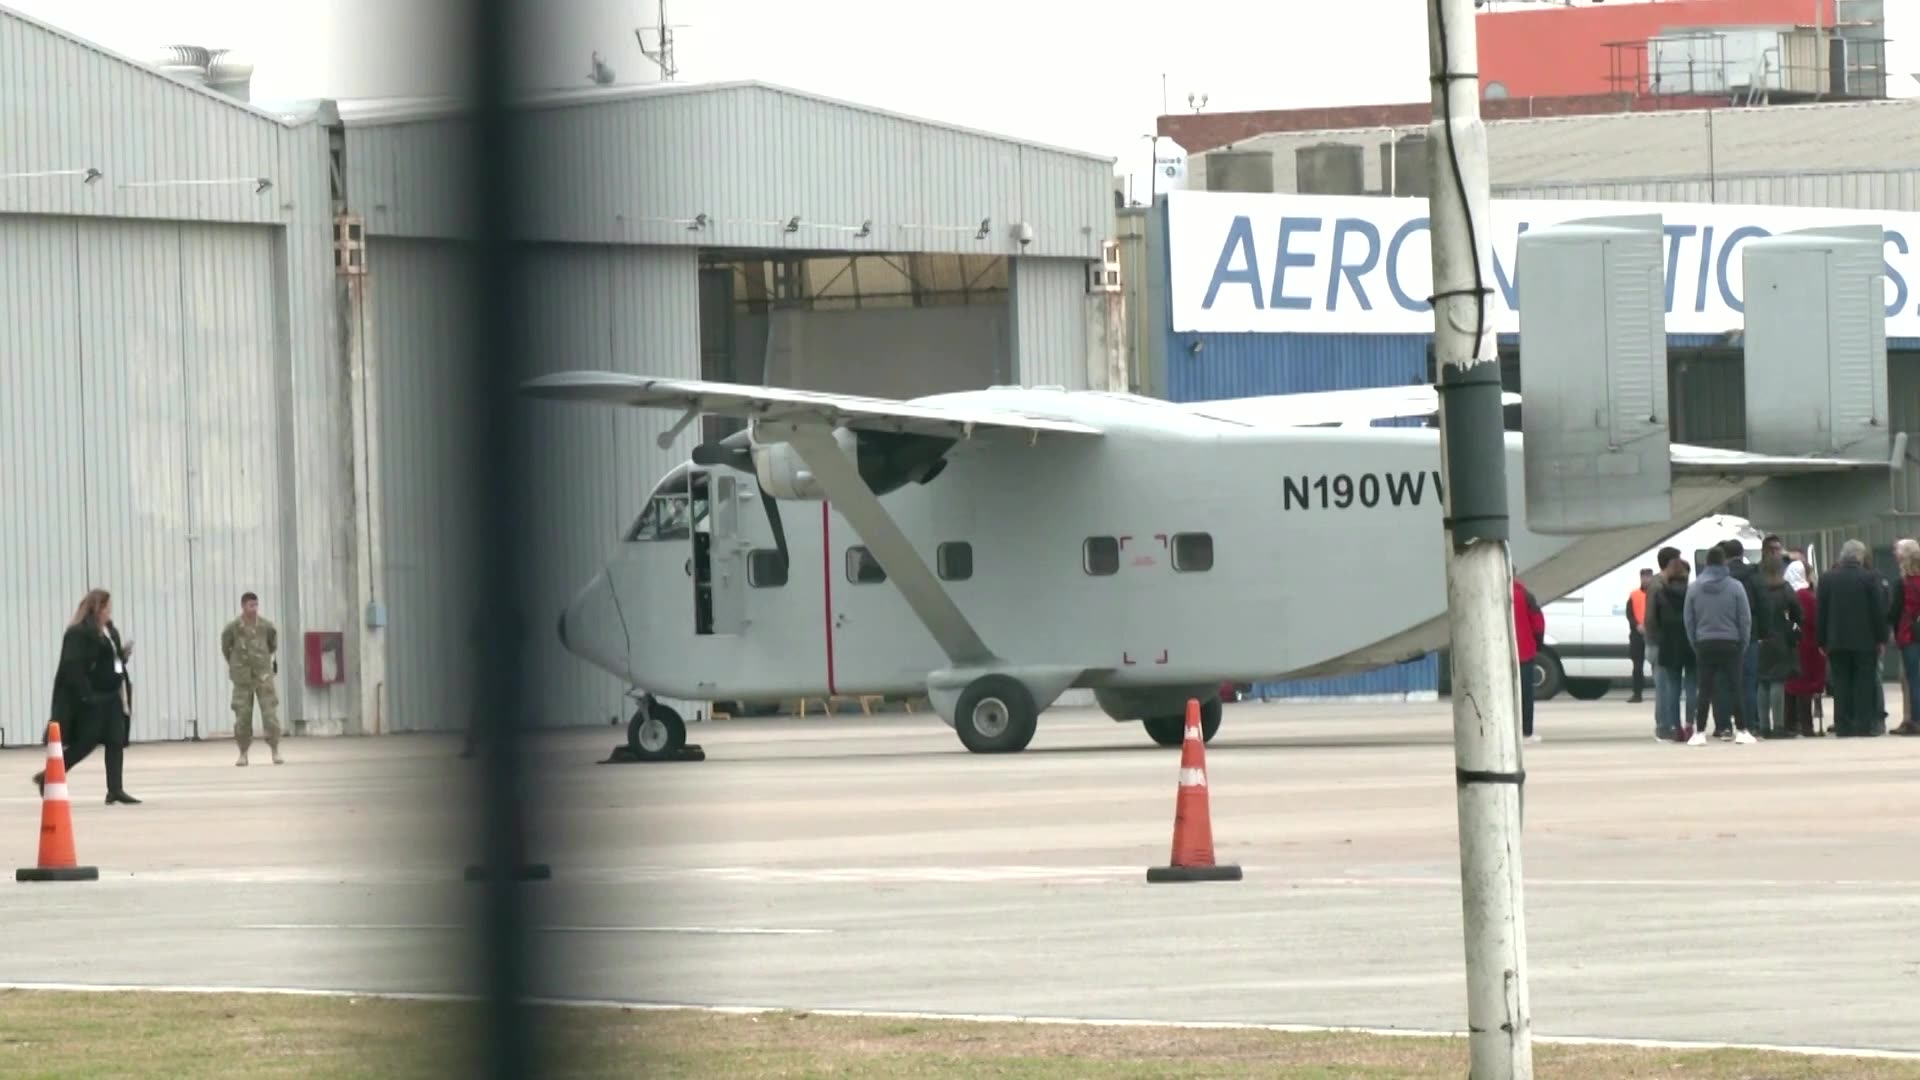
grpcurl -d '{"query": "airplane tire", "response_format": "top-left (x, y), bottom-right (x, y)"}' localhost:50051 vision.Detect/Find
top-left (953, 676), bottom-right (1038, 754)
top-left (1143, 699), bottom-right (1222, 747)
top-left (628, 700), bottom-right (687, 762)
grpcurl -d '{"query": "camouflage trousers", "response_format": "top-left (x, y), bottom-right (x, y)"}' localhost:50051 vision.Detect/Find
top-left (231, 671), bottom-right (281, 750)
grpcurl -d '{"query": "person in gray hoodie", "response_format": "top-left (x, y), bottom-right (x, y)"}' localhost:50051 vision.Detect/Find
top-left (1684, 544), bottom-right (1756, 745)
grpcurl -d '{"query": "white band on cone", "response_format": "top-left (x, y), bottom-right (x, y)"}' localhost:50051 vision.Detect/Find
top-left (42, 782), bottom-right (70, 802)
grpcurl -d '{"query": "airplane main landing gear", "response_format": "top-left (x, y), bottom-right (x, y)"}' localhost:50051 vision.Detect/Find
top-left (1143, 696), bottom-right (1222, 747)
top-left (952, 675), bottom-right (1039, 754)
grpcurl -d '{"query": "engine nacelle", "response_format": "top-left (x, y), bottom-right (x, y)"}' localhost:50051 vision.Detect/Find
top-left (750, 427), bottom-right (855, 501)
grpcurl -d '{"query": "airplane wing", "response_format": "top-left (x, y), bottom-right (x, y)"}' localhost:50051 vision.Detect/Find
top-left (519, 372), bottom-right (1103, 440)
top-left (1186, 385), bottom-right (1520, 428)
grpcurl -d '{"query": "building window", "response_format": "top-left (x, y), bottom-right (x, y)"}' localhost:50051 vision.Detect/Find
top-left (938, 541), bottom-right (973, 581)
top-left (1084, 536), bottom-right (1119, 576)
top-left (749, 549), bottom-right (788, 588)
top-left (846, 546), bottom-right (886, 584)
top-left (1172, 532), bottom-right (1213, 573)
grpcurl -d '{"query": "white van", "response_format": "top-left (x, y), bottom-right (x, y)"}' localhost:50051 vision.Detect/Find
top-left (1532, 514), bottom-right (1800, 701)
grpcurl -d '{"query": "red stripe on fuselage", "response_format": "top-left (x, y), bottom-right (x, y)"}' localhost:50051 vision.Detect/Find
top-left (821, 500), bottom-right (837, 695)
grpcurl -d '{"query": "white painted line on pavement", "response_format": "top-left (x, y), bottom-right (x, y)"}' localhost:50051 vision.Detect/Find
top-left (600, 865), bottom-right (1920, 890)
top-left (236, 923), bottom-right (832, 936)
top-left (1, 983), bottom-right (1916, 1061)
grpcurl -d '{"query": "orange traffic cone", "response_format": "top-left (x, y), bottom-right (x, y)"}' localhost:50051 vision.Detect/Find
top-left (16, 722), bottom-right (99, 883)
top-left (1147, 699), bottom-right (1242, 883)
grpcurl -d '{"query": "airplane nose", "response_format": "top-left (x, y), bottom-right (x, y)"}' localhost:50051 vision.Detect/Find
top-left (557, 567), bottom-right (635, 681)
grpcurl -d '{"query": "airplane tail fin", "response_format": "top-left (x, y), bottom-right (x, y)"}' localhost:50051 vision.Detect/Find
top-left (1517, 214), bottom-right (1902, 536)
top-left (1740, 225), bottom-right (1898, 529)
top-left (1516, 213), bottom-right (1672, 536)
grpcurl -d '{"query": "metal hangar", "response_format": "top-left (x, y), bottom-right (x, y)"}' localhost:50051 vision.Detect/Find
top-left (0, 7), bottom-right (355, 748)
top-left (339, 80), bottom-right (1123, 734)
top-left (0, 0), bottom-right (1125, 745)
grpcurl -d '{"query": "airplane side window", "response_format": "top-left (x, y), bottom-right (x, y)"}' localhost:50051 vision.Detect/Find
top-left (1172, 532), bottom-right (1213, 573)
top-left (938, 541), bottom-right (973, 582)
top-left (748, 549), bottom-right (788, 588)
top-left (846, 546), bottom-right (886, 584)
top-left (1083, 536), bottom-right (1118, 576)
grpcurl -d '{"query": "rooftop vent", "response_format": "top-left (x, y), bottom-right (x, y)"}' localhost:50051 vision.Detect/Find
top-left (150, 45), bottom-right (255, 102)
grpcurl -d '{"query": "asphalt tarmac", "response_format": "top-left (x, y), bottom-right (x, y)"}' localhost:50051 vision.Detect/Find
top-left (4, 695), bottom-right (1919, 1052)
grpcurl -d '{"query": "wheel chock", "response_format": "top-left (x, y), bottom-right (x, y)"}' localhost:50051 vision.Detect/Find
top-left (597, 743), bottom-right (706, 765)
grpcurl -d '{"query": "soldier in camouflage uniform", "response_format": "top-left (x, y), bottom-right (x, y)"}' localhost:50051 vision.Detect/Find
top-left (221, 591), bottom-right (283, 766)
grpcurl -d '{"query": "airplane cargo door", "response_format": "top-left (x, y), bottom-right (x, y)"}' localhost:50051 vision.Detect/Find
top-left (705, 471), bottom-right (748, 635)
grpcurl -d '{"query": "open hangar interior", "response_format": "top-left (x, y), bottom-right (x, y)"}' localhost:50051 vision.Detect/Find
top-left (0, 8), bottom-right (353, 750)
top-left (343, 81), bottom-right (1122, 735)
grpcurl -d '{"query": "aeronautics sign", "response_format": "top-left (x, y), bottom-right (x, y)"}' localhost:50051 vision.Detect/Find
top-left (1166, 189), bottom-right (1920, 338)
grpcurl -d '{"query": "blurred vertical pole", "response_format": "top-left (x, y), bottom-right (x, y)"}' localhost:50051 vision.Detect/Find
top-left (1424, 0), bottom-right (1534, 1076)
top-left (467, 0), bottom-right (537, 1075)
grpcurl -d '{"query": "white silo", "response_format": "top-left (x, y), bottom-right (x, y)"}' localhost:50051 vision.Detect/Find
top-left (266, 0), bottom-right (672, 102)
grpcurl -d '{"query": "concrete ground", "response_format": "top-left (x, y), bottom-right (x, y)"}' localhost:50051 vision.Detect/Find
top-left (4, 692), bottom-right (1919, 1053)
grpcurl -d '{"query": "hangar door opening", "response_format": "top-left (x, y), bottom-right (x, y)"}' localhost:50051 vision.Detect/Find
top-left (0, 216), bottom-right (286, 747)
top-left (696, 252), bottom-right (1011, 442)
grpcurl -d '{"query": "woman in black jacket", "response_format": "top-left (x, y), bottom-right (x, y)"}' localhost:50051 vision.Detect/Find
top-left (31, 588), bottom-right (140, 805)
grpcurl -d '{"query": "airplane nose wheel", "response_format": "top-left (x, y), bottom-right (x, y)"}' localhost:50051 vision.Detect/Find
top-left (628, 699), bottom-right (688, 762)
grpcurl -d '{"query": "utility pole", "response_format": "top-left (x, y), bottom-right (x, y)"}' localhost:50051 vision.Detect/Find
top-left (1423, 0), bottom-right (1535, 1076)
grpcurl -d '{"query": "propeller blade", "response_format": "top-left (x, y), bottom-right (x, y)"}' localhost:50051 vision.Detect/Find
top-left (759, 485), bottom-right (790, 575)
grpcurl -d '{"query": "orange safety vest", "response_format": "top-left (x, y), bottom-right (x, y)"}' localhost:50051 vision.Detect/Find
top-left (1629, 588), bottom-right (1647, 628)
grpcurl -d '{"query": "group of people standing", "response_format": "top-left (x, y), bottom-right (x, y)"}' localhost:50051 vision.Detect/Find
top-left (1630, 534), bottom-right (1920, 743)
top-left (27, 588), bottom-right (287, 803)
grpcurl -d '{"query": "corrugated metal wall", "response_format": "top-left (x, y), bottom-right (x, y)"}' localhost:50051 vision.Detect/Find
top-left (370, 240), bottom-right (703, 733)
top-left (1166, 332), bottom-right (1430, 402)
top-left (0, 215), bottom-right (287, 746)
top-left (1010, 258), bottom-right (1093, 390)
top-left (348, 88), bottom-right (1120, 730)
top-left (345, 84), bottom-right (1114, 260)
top-left (366, 240), bottom-right (480, 735)
top-left (0, 11), bottom-right (322, 226)
top-left (1, 8), bottom-right (355, 741)
top-left (1192, 99), bottom-right (1920, 194)
top-left (1493, 168), bottom-right (1920, 211)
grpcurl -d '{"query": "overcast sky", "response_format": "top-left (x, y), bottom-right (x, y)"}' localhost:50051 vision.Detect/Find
top-left (5, 0), bottom-right (1437, 198)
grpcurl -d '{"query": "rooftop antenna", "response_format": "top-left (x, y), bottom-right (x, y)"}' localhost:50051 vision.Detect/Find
top-left (637, 0), bottom-right (689, 81)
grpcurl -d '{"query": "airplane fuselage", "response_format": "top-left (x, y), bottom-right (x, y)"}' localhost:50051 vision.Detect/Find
top-left (560, 388), bottom-right (1760, 721)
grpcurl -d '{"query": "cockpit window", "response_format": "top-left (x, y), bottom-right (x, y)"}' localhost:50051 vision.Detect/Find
top-left (627, 469), bottom-right (710, 542)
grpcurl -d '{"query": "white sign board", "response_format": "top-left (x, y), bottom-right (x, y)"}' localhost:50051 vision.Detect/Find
top-left (1166, 189), bottom-right (1920, 338)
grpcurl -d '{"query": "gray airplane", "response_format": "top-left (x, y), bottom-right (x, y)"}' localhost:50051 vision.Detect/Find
top-left (522, 216), bottom-right (1904, 760)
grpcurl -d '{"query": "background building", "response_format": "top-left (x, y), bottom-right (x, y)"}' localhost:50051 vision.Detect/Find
top-left (1475, 0), bottom-right (1887, 101)
top-left (0, 5), bottom-right (1121, 746)
top-left (1136, 19), bottom-right (1920, 700)
top-left (0, 8), bottom-right (360, 749)
top-left (342, 81), bottom-right (1121, 736)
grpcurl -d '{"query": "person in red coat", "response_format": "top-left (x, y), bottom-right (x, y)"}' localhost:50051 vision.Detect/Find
top-left (1515, 578), bottom-right (1546, 741)
top-left (1784, 559), bottom-right (1826, 737)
